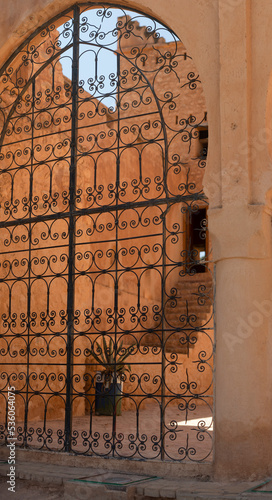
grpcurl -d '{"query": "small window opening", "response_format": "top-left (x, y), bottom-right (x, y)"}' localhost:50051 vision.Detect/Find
top-left (186, 208), bottom-right (207, 273)
top-left (198, 126), bottom-right (208, 158)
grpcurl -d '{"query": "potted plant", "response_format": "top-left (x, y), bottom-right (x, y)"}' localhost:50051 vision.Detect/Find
top-left (89, 336), bottom-right (135, 416)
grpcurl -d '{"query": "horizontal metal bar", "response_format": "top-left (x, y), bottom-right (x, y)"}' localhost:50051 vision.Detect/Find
top-left (2, 109), bottom-right (161, 151)
top-left (0, 193), bottom-right (207, 229)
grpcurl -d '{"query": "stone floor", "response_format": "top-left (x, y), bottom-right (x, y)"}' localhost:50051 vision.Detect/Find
top-left (0, 460), bottom-right (272, 499)
top-left (2, 404), bottom-right (270, 499)
top-left (11, 404), bottom-right (213, 462)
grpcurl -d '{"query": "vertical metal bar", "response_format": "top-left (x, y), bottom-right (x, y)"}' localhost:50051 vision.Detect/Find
top-left (143, 53), bottom-right (170, 462)
top-left (159, 106), bottom-right (170, 459)
top-left (112, 51), bottom-right (121, 456)
top-left (23, 77), bottom-right (35, 447)
top-left (159, 73), bottom-right (171, 460)
top-left (160, 207), bottom-right (167, 461)
top-left (64, 4), bottom-right (80, 453)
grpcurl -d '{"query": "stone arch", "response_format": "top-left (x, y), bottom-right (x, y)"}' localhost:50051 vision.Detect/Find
top-left (0, 0), bottom-right (220, 203)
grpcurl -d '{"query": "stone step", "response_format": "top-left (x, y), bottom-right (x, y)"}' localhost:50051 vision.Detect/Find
top-left (167, 288), bottom-right (213, 296)
top-left (176, 285), bottom-right (213, 293)
top-left (166, 312), bottom-right (211, 319)
top-left (178, 280), bottom-right (213, 286)
top-left (0, 459), bottom-right (266, 500)
top-left (177, 281), bottom-right (213, 290)
top-left (166, 317), bottom-right (211, 322)
top-left (165, 318), bottom-right (210, 326)
top-left (165, 299), bottom-right (212, 306)
top-left (176, 286), bottom-right (213, 291)
top-left (166, 310), bottom-right (211, 319)
top-left (165, 304), bottom-right (212, 313)
top-left (177, 274), bottom-right (213, 283)
top-left (166, 306), bottom-right (211, 314)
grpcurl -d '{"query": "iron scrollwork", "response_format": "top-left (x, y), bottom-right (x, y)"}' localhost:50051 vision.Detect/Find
top-left (0, 3), bottom-right (214, 462)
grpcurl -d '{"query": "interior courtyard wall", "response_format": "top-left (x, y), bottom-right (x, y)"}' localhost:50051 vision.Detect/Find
top-left (0, 12), bottom-right (213, 420)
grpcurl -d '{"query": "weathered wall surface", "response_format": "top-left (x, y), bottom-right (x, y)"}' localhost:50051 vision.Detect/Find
top-left (0, 31), bottom-right (212, 392)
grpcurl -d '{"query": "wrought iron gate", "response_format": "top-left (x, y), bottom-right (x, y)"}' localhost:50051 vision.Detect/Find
top-left (0, 4), bottom-right (214, 461)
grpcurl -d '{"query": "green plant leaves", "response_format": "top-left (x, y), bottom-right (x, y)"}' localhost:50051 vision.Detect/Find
top-left (89, 336), bottom-right (136, 377)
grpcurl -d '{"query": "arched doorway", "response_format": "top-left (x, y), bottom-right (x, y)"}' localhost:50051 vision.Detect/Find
top-left (0, 3), bottom-right (214, 462)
